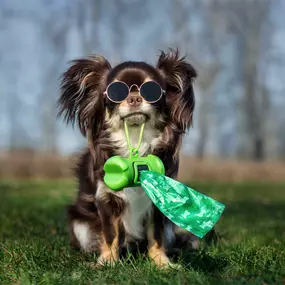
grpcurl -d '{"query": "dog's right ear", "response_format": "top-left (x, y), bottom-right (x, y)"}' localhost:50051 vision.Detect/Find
top-left (58, 55), bottom-right (111, 137)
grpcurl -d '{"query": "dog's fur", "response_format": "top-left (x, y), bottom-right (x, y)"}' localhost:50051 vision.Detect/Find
top-left (58, 49), bottom-right (198, 267)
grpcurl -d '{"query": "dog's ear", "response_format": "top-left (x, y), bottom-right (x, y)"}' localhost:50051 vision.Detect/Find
top-left (58, 55), bottom-right (111, 137)
top-left (157, 49), bottom-right (197, 132)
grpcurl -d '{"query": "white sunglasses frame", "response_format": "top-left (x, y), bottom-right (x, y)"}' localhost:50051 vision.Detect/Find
top-left (103, 81), bottom-right (165, 104)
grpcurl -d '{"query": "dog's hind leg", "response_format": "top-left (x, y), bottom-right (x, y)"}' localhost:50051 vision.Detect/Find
top-left (68, 203), bottom-right (101, 253)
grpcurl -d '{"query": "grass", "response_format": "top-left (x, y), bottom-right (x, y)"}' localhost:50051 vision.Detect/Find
top-left (0, 180), bottom-right (285, 284)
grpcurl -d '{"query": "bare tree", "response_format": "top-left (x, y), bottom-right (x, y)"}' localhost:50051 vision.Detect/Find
top-left (75, 0), bottom-right (102, 54)
top-left (1, 9), bottom-right (33, 151)
top-left (170, 0), bottom-right (223, 157)
top-left (195, 64), bottom-right (220, 158)
top-left (209, 0), bottom-right (271, 160)
top-left (111, 0), bottom-right (124, 63)
top-left (7, 63), bottom-right (32, 151)
top-left (39, 4), bottom-right (71, 153)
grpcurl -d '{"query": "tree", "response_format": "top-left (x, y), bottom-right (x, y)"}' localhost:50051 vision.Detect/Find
top-left (75, 0), bottom-right (102, 54)
top-left (39, 3), bottom-right (71, 153)
top-left (208, 0), bottom-right (272, 160)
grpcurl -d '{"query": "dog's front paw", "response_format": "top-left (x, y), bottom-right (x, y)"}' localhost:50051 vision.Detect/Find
top-left (96, 251), bottom-right (118, 267)
top-left (148, 245), bottom-right (174, 269)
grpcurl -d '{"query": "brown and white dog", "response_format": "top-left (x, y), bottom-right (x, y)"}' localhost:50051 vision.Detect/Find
top-left (58, 49), bottom-right (198, 267)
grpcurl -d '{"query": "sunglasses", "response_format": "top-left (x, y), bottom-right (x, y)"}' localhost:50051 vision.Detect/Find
top-left (104, 81), bottom-right (165, 103)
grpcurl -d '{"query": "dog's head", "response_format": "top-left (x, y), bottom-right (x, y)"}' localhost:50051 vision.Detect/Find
top-left (104, 61), bottom-right (166, 130)
top-left (58, 49), bottom-right (197, 143)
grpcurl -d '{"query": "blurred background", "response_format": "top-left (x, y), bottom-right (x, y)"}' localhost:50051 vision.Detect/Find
top-left (0, 0), bottom-right (285, 181)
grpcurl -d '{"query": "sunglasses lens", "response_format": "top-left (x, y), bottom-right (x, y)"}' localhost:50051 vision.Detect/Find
top-left (140, 81), bottom-right (162, 102)
top-left (107, 82), bottom-right (129, 102)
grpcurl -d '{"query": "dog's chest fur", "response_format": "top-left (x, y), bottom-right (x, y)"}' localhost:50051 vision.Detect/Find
top-left (109, 124), bottom-right (160, 157)
top-left (107, 124), bottom-right (161, 239)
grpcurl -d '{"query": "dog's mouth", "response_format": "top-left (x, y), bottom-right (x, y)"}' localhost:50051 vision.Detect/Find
top-left (122, 112), bottom-right (150, 126)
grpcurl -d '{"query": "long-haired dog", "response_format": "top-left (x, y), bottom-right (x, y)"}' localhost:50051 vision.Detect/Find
top-left (58, 49), bottom-right (198, 267)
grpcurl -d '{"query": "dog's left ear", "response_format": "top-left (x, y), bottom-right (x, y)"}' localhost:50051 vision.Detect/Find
top-left (157, 49), bottom-right (197, 132)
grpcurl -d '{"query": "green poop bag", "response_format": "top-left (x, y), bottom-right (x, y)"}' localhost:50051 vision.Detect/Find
top-left (103, 121), bottom-right (225, 238)
top-left (139, 171), bottom-right (225, 238)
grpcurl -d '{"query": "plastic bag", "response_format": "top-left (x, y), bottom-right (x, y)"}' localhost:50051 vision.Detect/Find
top-left (139, 171), bottom-right (225, 238)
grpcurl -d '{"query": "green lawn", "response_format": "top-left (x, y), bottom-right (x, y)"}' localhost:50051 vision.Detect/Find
top-left (0, 180), bottom-right (285, 285)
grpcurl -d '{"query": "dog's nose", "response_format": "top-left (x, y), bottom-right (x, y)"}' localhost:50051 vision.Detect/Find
top-left (126, 95), bottom-right (142, 107)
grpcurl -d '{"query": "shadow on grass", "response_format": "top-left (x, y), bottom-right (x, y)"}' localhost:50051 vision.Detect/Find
top-left (118, 244), bottom-right (228, 274)
top-left (173, 249), bottom-right (228, 274)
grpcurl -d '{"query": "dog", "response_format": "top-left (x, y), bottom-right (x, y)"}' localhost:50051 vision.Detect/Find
top-left (58, 49), bottom-right (198, 267)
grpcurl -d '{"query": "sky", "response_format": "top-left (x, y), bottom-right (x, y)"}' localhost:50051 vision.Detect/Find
top-left (0, 0), bottom-right (284, 157)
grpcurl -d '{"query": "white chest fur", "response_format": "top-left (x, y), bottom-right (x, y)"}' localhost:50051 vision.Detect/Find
top-left (96, 123), bottom-right (161, 239)
top-left (121, 186), bottom-right (153, 239)
top-left (109, 124), bottom-right (160, 157)
top-left (97, 180), bottom-right (153, 240)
